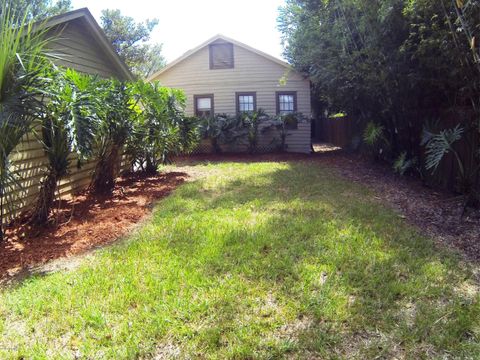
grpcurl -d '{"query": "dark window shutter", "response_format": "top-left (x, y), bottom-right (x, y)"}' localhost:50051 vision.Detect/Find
top-left (209, 43), bottom-right (234, 69)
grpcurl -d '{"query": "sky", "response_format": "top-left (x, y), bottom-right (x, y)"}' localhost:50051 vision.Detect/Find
top-left (71, 0), bottom-right (287, 63)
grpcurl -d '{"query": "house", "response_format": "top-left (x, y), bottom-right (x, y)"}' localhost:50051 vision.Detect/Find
top-left (10, 8), bottom-right (133, 218)
top-left (40, 8), bottom-right (133, 80)
top-left (148, 35), bottom-right (312, 153)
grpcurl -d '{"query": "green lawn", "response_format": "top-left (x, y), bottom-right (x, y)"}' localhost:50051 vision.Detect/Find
top-left (0, 160), bottom-right (479, 359)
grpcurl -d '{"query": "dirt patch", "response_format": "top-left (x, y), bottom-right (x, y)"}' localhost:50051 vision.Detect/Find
top-left (1, 172), bottom-right (187, 282)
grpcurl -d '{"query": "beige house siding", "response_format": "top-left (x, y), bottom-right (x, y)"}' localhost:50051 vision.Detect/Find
top-left (4, 11), bottom-right (131, 221)
top-left (46, 18), bottom-right (129, 80)
top-left (151, 39), bottom-right (312, 153)
top-left (152, 43), bottom-right (311, 116)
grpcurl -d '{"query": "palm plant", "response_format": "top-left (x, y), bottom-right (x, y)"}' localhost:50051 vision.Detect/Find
top-left (198, 114), bottom-right (243, 153)
top-left (0, 2), bottom-right (51, 239)
top-left (240, 109), bottom-right (270, 154)
top-left (363, 121), bottom-right (390, 159)
top-left (128, 81), bottom-right (195, 174)
top-left (272, 112), bottom-right (302, 151)
top-left (30, 68), bottom-right (99, 224)
top-left (90, 79), bottom-right (137, 194)
top-left (176, 116), bottom-right (201, 154)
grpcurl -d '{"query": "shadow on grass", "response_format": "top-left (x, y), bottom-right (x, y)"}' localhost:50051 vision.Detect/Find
top-left (153, 161), bottom-right (479, 358)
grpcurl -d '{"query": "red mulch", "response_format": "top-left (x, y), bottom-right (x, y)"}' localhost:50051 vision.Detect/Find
top-left (1, 172), bottom-right (187, 281)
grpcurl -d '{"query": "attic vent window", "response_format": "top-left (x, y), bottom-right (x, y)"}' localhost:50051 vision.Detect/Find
top-left (209, 43), bottom-right (234, 69)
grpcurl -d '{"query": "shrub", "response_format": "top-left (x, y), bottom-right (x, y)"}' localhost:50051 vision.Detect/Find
top-left (0, 2), bottom-right (52, 238)
top-left (198, 114), bottom-right (243, 153)
top-left (31, 68), bottom-right (99, 224)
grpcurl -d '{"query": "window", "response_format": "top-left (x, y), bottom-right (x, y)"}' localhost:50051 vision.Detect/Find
top-left (194, 94), bottom-right (214, 117)
top-left (209, 43), bottom-right (234, 69)
top-left (276, 91), bottom-right (297, 114)
top-left (236, 92), bottom-right (256, 113)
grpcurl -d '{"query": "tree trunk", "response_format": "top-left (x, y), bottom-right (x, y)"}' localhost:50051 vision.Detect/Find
top-left (91, 145), bottom-right (121, 195)
top-left (145, 155), bottom-right (158, 175)
top-left (30, 171), bottom-right (58, 225)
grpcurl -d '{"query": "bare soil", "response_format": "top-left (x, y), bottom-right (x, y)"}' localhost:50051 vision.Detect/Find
top-left (1, 172), bottom-right (187, 281)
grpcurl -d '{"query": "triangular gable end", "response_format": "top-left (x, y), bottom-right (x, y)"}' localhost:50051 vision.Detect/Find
top-left (39, 8), bottom-right (134, 81)
top-left (148, 34), bottom-right (294, 81)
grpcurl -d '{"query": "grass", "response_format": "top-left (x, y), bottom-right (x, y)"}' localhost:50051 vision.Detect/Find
top-left (0, 160), bottom-right (479, 359)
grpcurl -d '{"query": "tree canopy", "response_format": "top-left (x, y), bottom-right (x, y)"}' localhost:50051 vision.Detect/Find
top-left (0, 0), bottom-right (71, 21)
top-left (100, 9), bottom-right (166, 79)
top-left (278, 0), bottom-right (480, 205)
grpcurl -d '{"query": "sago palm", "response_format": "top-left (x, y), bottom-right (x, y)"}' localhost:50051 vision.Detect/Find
top-left (30, 68), bottom-right (99, 224)
top-left (0, 2), bottom-right (51, 238)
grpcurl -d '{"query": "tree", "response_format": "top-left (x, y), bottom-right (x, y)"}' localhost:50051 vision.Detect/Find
top-left (0, 0), bottom-right (72, 22)
top-left (278, 0), bottom-right (480, 205)
top-left (100, 9), bottom-right (165, 78)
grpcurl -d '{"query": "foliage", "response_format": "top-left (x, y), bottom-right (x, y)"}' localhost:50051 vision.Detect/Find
top-left (393, 152), bottom-right (417, 176)
top-left (30, 67), bottom-right (99, 224)
top-left (278, 0), bottom-right (480, 206)
top-left (90, 80), bottom-right (137, 194)
top-left (422, 124), bottom-right (464, 172)
top-left (198, 114), bottom-right (243, 153)
top-left (272, 112), bottom-right (304, 151)
top-left (0, 0), bottom-right (71, 22)
top-left (363, 121), bottom-right (390, 158)
top-left (100, 9), bottom-right (165, 78)
top-left (239, 109), bottom-right (271, 154)
top-left (0, 1), bottom-right (52, 238)
top-left (0, 161), bottom-right (478, 358)
top-left (125, 81), bottom-right (197, 174)
top-left (176, 116), bottom-right (201, 154)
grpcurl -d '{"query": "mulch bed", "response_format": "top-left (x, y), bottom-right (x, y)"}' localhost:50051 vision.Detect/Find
top-left (0, 172), bottom-right (187, 281)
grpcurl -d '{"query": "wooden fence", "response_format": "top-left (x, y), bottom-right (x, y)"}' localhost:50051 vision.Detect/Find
top-left (317, 115), bottom-right (353, 148)
top-left (316, 109), bottom-right (478, 194)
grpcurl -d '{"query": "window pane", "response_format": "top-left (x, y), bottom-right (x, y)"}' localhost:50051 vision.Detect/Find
top-left (238, 95), bottom-right (254, 112)
top-left (197, 97), bottom-right (211, 110)
top-left (279, 94), bottom-right (294, 113)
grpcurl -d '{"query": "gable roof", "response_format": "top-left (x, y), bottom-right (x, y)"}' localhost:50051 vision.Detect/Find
top-left (148, 34), bottom-right (292, 81)
top-left (37, 8), bottom-right (134, 81)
